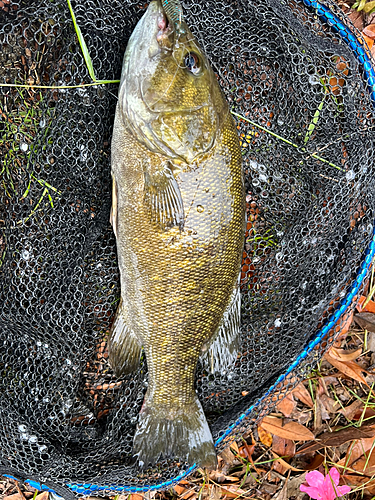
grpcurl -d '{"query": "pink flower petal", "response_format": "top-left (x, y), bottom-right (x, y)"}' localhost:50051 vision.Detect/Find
top-left (337, 485), bottom-right (351, 496)
top-left (300, 484), bottom-right (323, 499)
top-left (305, 470), bottom-right (325, 488)
top-left (327, 467), bottom-right (340, 486)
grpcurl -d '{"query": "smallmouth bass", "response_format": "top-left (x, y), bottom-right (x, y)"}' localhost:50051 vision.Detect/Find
top-left (110, 0), bottom-right (244, 468)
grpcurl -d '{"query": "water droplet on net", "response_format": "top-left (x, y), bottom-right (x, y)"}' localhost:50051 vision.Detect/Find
top-left (274, 318), bottom-right (282, 328)
top-left (346, 170), bottom-right (355, 181)
top-left (38, 445), bottom-right (48, 453)
top-left (39, 118), bottom-right (46, 128)
top-left (196, 205), bottom-right (204, 213)
top-left (80, 144), bottom-right (88, 162)
top-left (20, 142), bottom-right (28, 152)
top-left (309, 75), bottom-right (320, 85)
top-left (277, 117), bottom-right (284, 126)
top-left (276, 252), bottom-right (283, 262)
top-left (28, 435), bottom-right (38, 444)
top-left (21, 249), bottom-right (30, 260)
top-left (259, 174), bottom-right (268, 183)
top-left (18, 424), bottom-right (27, 433)
top-left (259, 45), bottom-right (270, 56)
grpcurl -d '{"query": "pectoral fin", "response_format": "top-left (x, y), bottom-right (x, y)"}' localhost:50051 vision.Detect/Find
top-left (200, 284), bottom-right (241, 374)
top-left (143, 162), bottom-right (184, 231)
top-left (108, 299), bottom-right (142, 377)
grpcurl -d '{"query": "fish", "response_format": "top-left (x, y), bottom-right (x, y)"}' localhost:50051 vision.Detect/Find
top-left (109, 0), bottom-right (245, 469)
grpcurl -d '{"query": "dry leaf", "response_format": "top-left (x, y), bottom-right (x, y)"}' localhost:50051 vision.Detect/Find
top-left (363, 24), bottom-right (375, 39)
top-left (354, 312), bottom-right (375, 333)
top-left (363, 34), bottom-right (374, 49)
top-left (345, 437), bottom-right (375, 467)
top-left (271, 452), bottom-right (304, 471)
top-left (352, 446), bottom-right (375, 476)
top-left (272, 435), bottom-right (296, 474)
top-left (324, 352), bottom-right (369, 386)
top-left (4, 495), bottom-right (25, 500)
top-left (258, 425), bottom-right (273, 447)
top-left (173, 485), bottom-right (187, 496)
top-left (338, 399), bottom-right (364, 420)
top-left (357, 296), bottom-right (375, 314)
top-left (304, 454), bottom-right (325, 471)
top-left (328, 346), bottom-right (362, 361)
top-left (320, 394), bottom-right (340, 414)
top-left (292, 382), bottom-right (313, 408)
top-left (276, 393), bottom-right (296, 417)
top-left (343, 474), bottom-right (375, 495)
top-left (34, 494), bottom-right (49, 500)
top-left (296, 425), bottom-right (375, 455)
top-left (219, 485), bottom-right (247, 498)
top-left (229, 441), bottom-right (239, 455)
top-left (261, 416), bottom-right (314, 441)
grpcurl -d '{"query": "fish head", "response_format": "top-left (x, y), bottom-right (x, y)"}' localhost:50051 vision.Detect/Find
top-left (119, 0), bottom-right (227, 164)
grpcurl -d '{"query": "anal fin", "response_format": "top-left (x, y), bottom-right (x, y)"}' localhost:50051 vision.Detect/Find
top-left (143, 161), bottom-right (184, 231)
top-left (108, 299), bottom-right (142, 377)
top-left (200, 284), bottom-right (241, 374)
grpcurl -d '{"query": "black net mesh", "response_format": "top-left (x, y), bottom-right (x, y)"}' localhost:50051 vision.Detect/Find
top-left (1, 0), bottom-right (375, 496)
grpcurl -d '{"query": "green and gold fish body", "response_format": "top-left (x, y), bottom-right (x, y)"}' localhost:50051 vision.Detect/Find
top-left (110, 0), bottom-right (244, 468)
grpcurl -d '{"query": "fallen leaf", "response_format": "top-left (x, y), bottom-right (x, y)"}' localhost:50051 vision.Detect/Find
top-left (357, 295), bottom-right (375, 314)
top-left (352, 446), bottom-right (375, 476)
top-left (296, 425), bottom-right (375, 455)
top-left (333, 310), bottom-right (354, 344)
top-left (229, 441), bottom-right (240, 455)
top-left (324, 352), bottom-right (369, 386)
top-left (338, 399), bottom-right (364, 420)
top-left (34, 495), bottom-right (49, 500)
top-left (286, 473), bottom-right (308, 499)
top-left (354, 312), bottom-right (375, 333)
top-left (328, 346), bottom-right (363, 361)
top-left (363, 34), bottom-right (374, 49)
top-left (303, 453), bottom-right (325, 471)
top-left (292, 382), bottom-right (314, 408)
top-left (258, 425), bottom-right (273, 447)
top-left (342, 474), bottom-right (375, 495)
top-left (272, 435), bottom-right (296, 474)
top-left (4, 495), bottom-right (25, 500)
top-left (345, 437), bottom-right (375, 467)
top-left (363, 24), bottom-right (375, 39)
top-left (276, 393), bottom-right (296, 418)
top-left (271, 471), bottom-right (291, 500)
top-left (261, 416), bottom-right (314, 441)
top-left (320, 394), bottom-right (341, 414)
top-left (271, 452), bottom-right (304, 471)
top-left (173, 485), bottom-right (187, 496)
top-left (219, 485), bottom-right (247, 498)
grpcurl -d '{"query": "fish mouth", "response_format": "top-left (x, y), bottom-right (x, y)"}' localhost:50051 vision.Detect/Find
top-left (156, 5), bottom-right (172, 45)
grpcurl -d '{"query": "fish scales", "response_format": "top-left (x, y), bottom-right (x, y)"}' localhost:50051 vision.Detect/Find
top-left (110, 0), bottom-right (244, 468)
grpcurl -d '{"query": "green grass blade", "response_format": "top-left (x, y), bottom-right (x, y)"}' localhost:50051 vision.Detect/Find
top-left (66, 0), bottom-right (97, 81)
top-left (304, 93), bottom-right (326, 144)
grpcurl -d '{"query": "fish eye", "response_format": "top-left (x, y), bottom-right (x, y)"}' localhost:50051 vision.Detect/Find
top-left (184, 52), bottom-right (201, 75)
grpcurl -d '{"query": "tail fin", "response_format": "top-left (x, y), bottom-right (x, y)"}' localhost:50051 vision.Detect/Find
top-left (133, 395), bottom-right (217, 469)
